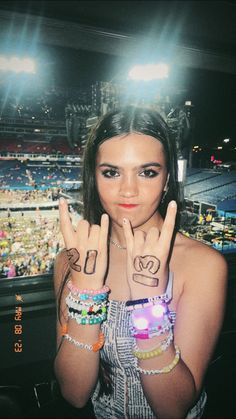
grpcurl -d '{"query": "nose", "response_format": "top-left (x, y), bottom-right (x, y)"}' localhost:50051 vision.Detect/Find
top-left (119, 174), bottom-right (138, 198)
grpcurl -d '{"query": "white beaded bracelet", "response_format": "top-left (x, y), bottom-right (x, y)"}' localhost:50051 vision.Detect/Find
top-left (63, 332), bottom-right (105, 352)
top-left (133, 330), bottom-right (173, 359)
top-left (135, 344), bottom-right (180, 375)
top-left (63, 333), bottom-right (93, 350)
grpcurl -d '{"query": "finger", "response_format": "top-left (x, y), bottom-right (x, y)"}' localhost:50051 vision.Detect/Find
top-left (158, 201), bottom-right (177, 252)
top-left (75, 219), bottom-right (89, 244)
top-left (133, 230), bottom-right (145, 254)
top-left (145, 226), bottom-right (160, 248)
top-left (123, 217), bottom-right (134, 251)
top-left (98, 213), bottom-right (109, 252)
top-left (88, 224), bottom-right (100, 248)
top-left (59, 197), bottom-right (75, 247)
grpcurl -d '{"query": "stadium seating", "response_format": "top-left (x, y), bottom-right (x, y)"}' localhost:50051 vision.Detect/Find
top-left (185, 169), bottom-right (236, 204)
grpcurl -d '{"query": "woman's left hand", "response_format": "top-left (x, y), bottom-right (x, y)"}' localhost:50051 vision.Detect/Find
top-left (123, 201), bottom-right (177, 299)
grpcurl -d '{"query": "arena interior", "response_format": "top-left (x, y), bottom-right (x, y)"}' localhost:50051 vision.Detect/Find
top-left (0, 2), bottom-right (236, 419)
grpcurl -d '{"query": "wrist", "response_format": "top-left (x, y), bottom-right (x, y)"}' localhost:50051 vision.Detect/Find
top-left (67, 279), bottom-right (109, 295)
top-left (129, 271), bottom-right (171, 300)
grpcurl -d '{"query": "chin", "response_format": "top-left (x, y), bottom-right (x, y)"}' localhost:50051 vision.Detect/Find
top-left (124, 217), bottom-right (147, 230)
top-left (110, 208), bottom-right (158, 230)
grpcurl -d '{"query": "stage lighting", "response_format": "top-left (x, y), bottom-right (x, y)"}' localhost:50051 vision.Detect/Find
top-left (0, 55), bottom-right (36, 73)
top-left (128, 63), bottom-right (169, 81)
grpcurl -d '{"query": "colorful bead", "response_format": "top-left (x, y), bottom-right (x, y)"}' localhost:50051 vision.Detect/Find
top-left (67, 281), bottom-right (110, 298)
top-left (60, 324), bottom-right (68, 336)
top-left (130, 320), bottom-right (172, 339)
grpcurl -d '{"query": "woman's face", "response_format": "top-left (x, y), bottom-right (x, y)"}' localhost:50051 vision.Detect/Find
top-left (95, 133), bottom-right (168, 230)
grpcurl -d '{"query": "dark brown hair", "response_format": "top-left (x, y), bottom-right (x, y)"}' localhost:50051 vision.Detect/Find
top-left (82, 105), bottom-right (181, 226)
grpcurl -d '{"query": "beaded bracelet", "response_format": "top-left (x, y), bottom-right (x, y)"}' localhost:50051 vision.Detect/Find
top-left (135, 344), bottom-right (180, 375)
top-left (130, 320), bottom-right (172, 339)
top-left (66, 303), bottom-right (108, 315)
top-left (66, 293), bottom-right (108, 313)
top-left (126, 293), bottom-right (171, 310)
top-left (68, 305), bottom-right (108, 317)
top-left (66, 292), bottom-right (108, 306)
top-left (132, 330), bottom-right (173, 359)
top-left (80, 292), bottom-right (108, 302)
top-left (125, 272), bottom-right (173, 309)
top-left (68, 310), bottom-right (107, 325)
top-left (126, 301), bottom-right (158, 311)
top-left (63, 331), bottom-right (105, 352)
top-left (130, 302), bottom-right (170, 330)
top-left (67, 281), bottom-right (110, 298)
top-left (60, 323), bottom-right (68, 336)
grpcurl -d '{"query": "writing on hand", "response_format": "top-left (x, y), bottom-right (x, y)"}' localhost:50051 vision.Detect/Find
top-left (133, 255), bottom-right (160, 287)
top-left (67, 248), bottom-right (98, 275)
top-left (67, 248), bottom-right (81, 272)
top-left (84, 250), bottom-right (98, 274)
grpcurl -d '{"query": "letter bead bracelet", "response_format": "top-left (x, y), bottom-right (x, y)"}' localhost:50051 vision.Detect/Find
top-left (63, 331), bottom-right (105, 353)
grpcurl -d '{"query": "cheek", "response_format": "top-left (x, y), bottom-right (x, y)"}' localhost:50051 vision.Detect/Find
top-left (141, 181), bottom-right (163, 201)
top-left (96, 177), bottom-right (114, 203)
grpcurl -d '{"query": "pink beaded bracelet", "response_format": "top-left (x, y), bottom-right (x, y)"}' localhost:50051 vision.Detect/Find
top-left (67, 280), bottom-right (110, 297)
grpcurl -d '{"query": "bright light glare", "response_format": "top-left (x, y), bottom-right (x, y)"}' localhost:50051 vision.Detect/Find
top-left (133, 317), bottom-right (149, 330)
top-left (0, 55), bottom-right (36, 73)
top-left (223, 138), bottom-right (230, 143)
top-left (152, 304), bottom-right (166, 318)
top-left (128, 63), bottom-right (169, 81)
top-left (0, 56), bottom-right (8, 70)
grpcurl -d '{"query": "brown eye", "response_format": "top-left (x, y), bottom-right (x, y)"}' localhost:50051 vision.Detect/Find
top-left (140, 169), bottom-right (159, 178)
top-left (101, 169), bottom-right (119, 178)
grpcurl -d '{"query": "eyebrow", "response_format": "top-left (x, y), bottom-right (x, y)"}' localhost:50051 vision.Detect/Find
top-left (98, 162), bottom-right (162, 169)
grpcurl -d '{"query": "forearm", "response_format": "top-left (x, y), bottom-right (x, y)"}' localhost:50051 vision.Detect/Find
top-left (54, 320), bottom-right (101, 408)
top-left (138, 341), bottom-right (197, 419)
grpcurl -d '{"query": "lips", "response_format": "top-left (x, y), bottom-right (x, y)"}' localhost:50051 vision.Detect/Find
top-left (118, 204), bottom-right (138, 209)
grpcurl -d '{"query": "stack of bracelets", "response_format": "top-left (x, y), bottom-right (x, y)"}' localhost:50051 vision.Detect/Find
top-left (61, 280), bottom-right (110, 353)
top-left (125, 280), bottom-right (181, 375)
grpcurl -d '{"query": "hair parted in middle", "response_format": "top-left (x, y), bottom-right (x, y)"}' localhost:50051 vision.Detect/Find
top-left (82, 105), bottom-right (181, 227)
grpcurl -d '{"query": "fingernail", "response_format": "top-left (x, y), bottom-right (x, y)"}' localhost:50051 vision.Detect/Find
top-left (170, 200), bottom-right (177, 208)
top-left (59, 197), bottom-right (66, 204)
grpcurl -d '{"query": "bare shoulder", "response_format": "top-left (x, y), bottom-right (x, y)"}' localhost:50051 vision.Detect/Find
top-left (174, 232), bottom-right (228, 284)
top-left (54, 248), bottom-right (70, 295)
top-left (172, 234), bottom-right (228, 392)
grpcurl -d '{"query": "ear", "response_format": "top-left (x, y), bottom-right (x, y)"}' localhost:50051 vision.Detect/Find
top-left (164, 173), bottom-right (170, 191)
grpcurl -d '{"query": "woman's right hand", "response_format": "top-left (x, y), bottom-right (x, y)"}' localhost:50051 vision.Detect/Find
top-left (59, 197), bottom-right (109, 289)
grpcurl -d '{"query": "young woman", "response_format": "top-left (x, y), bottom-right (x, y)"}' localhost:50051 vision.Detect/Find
top-left (54, 106), bottom-right (227, 419)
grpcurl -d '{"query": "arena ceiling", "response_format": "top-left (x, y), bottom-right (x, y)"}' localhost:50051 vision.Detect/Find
top-left (0, 1), bottom-right (236, 74)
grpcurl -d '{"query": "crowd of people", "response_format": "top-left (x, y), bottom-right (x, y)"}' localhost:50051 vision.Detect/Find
top-left (0, 189), bottom-right (54, 205)
top-left (0, 208), bottom-right (64, 278)
top-left (0, 159), bottom-right (81, 190)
